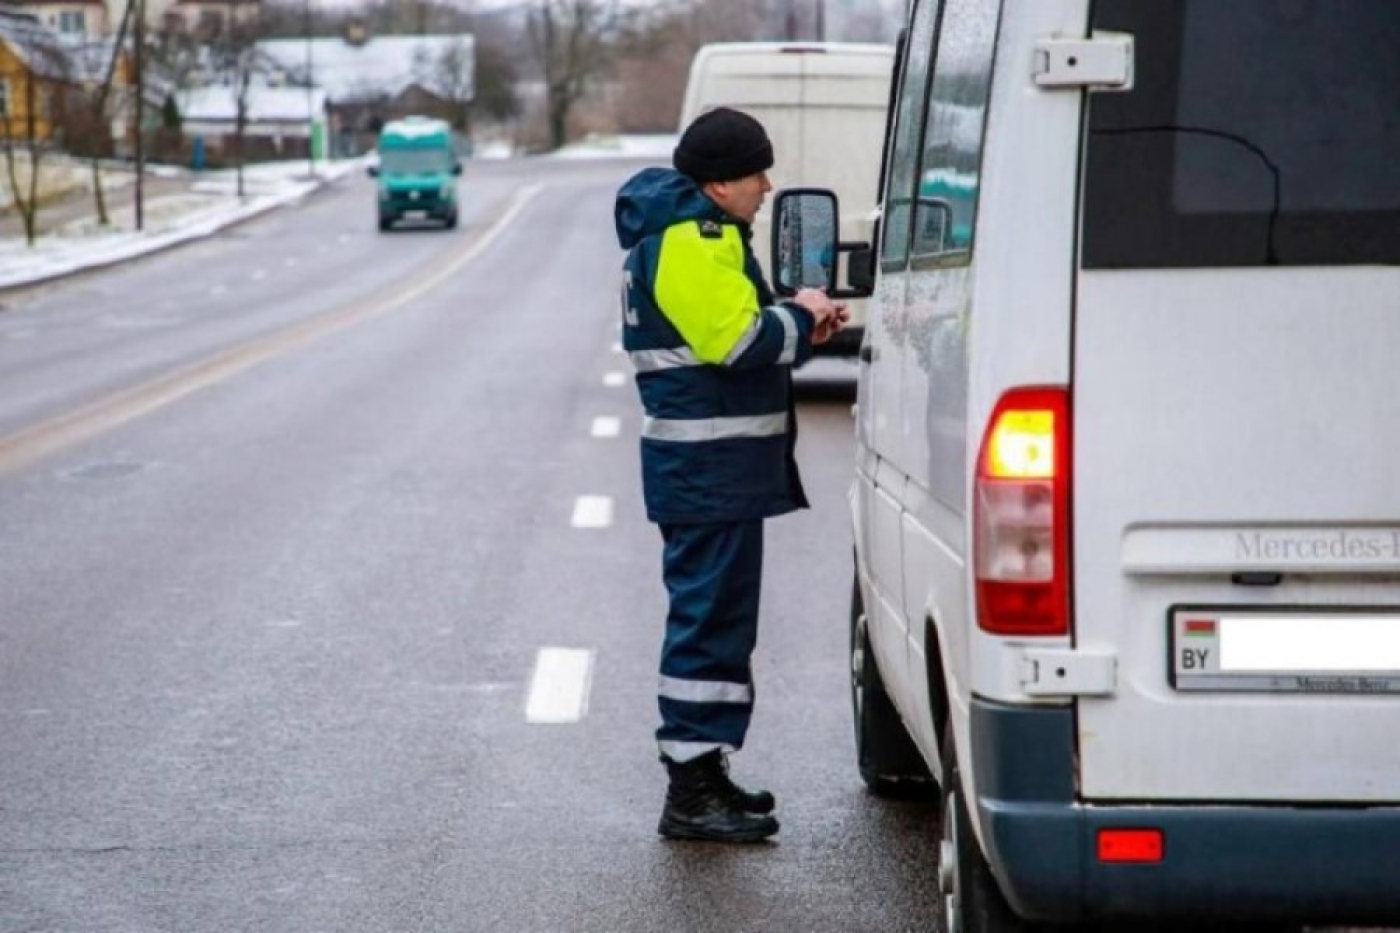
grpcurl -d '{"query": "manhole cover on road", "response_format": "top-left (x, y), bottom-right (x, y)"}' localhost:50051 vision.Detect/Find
top-left (61, 461), bottom-right (147, 481)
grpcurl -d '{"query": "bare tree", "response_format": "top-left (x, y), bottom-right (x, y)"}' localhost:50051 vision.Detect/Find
top-left (528, 0), bottom-right (626, 150)
top-left (85, 0), bottom-right (137, 227)
top-left (0, 12), bottom-right (71, 245)
top-left (211, 5), bottom-right (263, 197)
top-left (471, 34), bottom-right (521, 127)
top-left (429, 36), bottom-right (475, 132)
top-left (608, 0), bottom-right (783, 134)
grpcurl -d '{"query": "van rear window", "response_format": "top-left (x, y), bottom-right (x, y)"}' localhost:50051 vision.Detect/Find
top-left (1082, 0), bottom-right (1399, 268)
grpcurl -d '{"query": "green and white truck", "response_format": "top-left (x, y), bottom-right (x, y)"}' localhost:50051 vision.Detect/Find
top-left (368, 116), bottom-right (461, 232)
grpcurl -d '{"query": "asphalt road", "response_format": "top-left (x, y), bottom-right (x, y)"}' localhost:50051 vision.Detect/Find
top-left (0, 158), bottom-right (1386, 933)
top-left (0, 158), bottom-right (941, 932)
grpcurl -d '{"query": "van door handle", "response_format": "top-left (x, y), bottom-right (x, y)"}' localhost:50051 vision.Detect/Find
top-left (859, 344), bottom-right (876, 363)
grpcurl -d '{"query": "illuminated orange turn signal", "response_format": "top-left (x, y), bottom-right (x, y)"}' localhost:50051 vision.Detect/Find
top-left (1097, 828), bottom-right (1164, 863)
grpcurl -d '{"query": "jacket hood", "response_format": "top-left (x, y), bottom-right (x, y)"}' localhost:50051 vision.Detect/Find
top-left (615, 167), bottom-right (724, 250)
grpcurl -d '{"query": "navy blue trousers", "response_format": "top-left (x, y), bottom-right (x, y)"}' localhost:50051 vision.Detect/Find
top-left (655, 520), bottom-right (765, 763)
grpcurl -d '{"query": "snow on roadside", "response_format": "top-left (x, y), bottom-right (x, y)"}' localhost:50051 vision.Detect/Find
top-left (0, 139), bottom-right (672, 293)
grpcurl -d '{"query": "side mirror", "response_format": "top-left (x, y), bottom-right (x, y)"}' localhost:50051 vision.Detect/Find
top-left (452, 162), bottom-right (463, 176)
top-left (366, 165), bottom-right (380, 178)
top-left (771, 188), bottom-right (839, 297)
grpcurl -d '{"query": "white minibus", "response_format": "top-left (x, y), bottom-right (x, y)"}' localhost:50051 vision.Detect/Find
top-left (771, 0), bottom-right (1400, 928)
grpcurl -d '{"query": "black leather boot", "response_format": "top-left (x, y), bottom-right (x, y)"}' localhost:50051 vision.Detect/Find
top-left (658, 752), bottom-right (780, 843)
top-left (716, 753), bottom-right (776, 814)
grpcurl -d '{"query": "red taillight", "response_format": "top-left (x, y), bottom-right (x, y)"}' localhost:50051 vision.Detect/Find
top-left (974, 387), bottom-right (1070, 636)
top-left (1097, 828), bottom-right (1164, 863)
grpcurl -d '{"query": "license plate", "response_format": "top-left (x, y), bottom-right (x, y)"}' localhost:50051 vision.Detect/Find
top-left (1171, 607), bottom-right (1400, 693)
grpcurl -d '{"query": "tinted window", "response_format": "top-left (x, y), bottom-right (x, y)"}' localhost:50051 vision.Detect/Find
top-left (1084, 0), bottom-right (1400, 268)
top-left (910, 0), bottom-right (1000, 263)
top-left (879, 0), bottom-right (943, 270)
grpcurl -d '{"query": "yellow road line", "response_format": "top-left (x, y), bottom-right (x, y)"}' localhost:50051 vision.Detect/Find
top-left (0, 183), bottom-right (544, 477)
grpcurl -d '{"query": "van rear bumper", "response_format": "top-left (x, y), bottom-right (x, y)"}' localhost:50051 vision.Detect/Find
top-left (972, 699), bottom-right (1400, 925)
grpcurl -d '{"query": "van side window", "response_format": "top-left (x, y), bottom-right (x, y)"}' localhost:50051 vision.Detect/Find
top-left (909, 0), bottom-right (1001, 264)
top-left (879, 0), bottom-right (943, 272)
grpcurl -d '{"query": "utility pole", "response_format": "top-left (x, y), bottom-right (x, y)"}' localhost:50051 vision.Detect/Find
top-left (815, 0), bottom-right (825, 41)
top-left (304, 0), bottom-right (314, 177)
top-left (785, 0), bottom-right (798, 40)
top-left (133, 0), bottom-right (145, 230)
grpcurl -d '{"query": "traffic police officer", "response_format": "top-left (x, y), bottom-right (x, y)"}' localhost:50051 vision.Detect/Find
top-left (613, 108), bottom-right (846, 843)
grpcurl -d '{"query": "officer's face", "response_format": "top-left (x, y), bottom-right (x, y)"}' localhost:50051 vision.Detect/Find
top-left (705, 171), bottom-right (772, 225)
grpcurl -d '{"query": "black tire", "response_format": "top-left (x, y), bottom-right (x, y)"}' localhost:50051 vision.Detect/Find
top-left (850, 572), bottom-right (932, 795)
top-left (444, 211), bottom-right (458, 230)
top-left (936, 731), bottom-right (1042, 933)
top-left (378, 214), bottom-right (394, 232)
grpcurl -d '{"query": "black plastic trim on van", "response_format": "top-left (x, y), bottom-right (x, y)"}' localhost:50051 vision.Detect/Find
top-left (971, 697), bottom-right (1400, 925)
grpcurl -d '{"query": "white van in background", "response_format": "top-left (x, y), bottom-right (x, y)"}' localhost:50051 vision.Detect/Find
top-left (678, 41), bottom-right (895, 358)
top-left (771, 0), bottom-right (1400, 929)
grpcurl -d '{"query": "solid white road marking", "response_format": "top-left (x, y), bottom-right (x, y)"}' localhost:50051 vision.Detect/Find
top-left (602, 372), bottom-right (625, 387)
top-left (525, 648), bottom-right (595, 724)
top-left (590, 417), bottom-right (621, 438)
top-left (571, 495), bottom-right (613, 528)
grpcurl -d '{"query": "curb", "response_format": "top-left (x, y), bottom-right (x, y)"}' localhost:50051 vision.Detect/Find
top-left (0, 171), bottom-right (348, 295)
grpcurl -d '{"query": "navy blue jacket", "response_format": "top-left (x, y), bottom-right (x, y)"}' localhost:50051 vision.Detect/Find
top-left (615, 167), bottom-right (815, 524)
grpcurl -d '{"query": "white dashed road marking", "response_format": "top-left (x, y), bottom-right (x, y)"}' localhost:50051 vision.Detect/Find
top-left (525, 648), bottom-right (595, 724)
top-left (571, 496), bottom-right (613, 528)
top-left (590, 417), bottom-right (621, 438)
top-left (602, 372), bottom-right (625, 387)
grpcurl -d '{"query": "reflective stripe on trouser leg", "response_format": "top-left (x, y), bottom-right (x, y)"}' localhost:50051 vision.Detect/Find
top-left (656, 520), bottom-right (764, 762)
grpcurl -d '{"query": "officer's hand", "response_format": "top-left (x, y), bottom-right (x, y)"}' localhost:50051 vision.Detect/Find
top-left (792, 288), bottom-right (837, 329)
top-left (812, 302), bottom-right (849, 345)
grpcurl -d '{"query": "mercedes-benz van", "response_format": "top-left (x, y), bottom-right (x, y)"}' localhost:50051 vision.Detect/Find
top-left (678, 41), bottom-right (895, 357)
top-left (772, 1), bottom-right (1400, 928)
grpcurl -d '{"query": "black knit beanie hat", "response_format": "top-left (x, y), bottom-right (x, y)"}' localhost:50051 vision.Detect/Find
top-left (673, 107), bottom-right (774, 183)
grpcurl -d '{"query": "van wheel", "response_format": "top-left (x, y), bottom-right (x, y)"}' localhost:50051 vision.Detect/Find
top-left (851, 573), bottom-right (931, 796)
top-left (936, 732), bottom-right (1041, 933)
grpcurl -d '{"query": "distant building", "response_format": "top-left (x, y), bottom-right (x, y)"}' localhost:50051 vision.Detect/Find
top-left (0, 8), bottom-right (76, 142)
top-left (258, 33), bottom-right (473, 157)
top-left (176, 83), bottom-right (326, 164)
top-left (2, 0), bottom-right (107, 39)
top-left (0, 0), bottom-right (245, 38)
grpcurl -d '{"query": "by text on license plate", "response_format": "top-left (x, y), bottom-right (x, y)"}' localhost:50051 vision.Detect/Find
top-left (1171, 607), bottom-right (1400, 693)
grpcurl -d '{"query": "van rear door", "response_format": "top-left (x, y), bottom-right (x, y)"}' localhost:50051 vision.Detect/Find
top-left (1072, 0), bottom-right (1400, 802)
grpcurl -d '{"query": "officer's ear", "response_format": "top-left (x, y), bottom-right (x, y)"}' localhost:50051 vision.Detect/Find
top-left (703, 179), bottom-right (738, 213)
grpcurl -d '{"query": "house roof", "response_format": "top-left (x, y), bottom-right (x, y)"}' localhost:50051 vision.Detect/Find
top-left (0, 9), bottom-right (72, 80)
top-left (56, 33), bottom-right (117, 82)
top-left (257, 34), bottom-right (473, 103)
